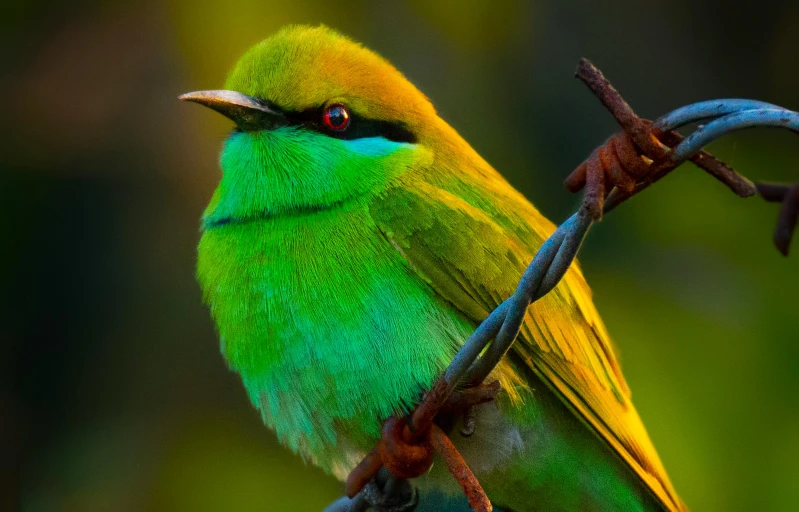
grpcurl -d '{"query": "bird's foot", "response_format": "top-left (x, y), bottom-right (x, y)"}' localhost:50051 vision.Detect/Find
top-left (439, 380), bottom-right (501, 438)
top-left (361, 468), bottom-right (418, 512)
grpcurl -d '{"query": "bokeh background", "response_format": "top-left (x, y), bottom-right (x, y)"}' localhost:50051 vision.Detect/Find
top-left (2, 0), bottom-right (798, 510)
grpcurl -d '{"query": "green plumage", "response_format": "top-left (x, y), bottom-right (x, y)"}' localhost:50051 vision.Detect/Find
top-left (194, 25), bottom-right (684, 511)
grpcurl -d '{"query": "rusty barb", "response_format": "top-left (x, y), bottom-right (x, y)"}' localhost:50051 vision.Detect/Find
top-left (755, 183), bottom-right (799, 255)
top-left (329, 61), bottom-right (799, 512)
top-left (566, 59), bottom-right (758, 216)
top-left (567, 59), bottom-right (799, 253)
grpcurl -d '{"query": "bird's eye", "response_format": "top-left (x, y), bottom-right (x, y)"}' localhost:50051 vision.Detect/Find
top-left (322, 104), bottom-right (350, 131)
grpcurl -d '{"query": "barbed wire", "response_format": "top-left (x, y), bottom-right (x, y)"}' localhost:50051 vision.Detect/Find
top-left (326, 59), bottom-right (798, 512)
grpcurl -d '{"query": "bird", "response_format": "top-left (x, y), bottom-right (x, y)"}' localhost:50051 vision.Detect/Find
top-left (182, 25), bottom-right (685, 512)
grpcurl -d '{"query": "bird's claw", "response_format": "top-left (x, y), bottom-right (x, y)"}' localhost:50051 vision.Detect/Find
top-left (360, 468), bottom-right (419, 512)
top-left (460, 406), bottom-right (477, 437)
top-left (438, 380), bottom-right (500, 437)
top-left (440, 381), bottom-right (501, 413)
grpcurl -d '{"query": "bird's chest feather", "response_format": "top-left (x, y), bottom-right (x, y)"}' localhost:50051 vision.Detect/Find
top-left (197, 199), bottom-right (660, 510)
top-left (197, 197), bottom-right (474, 473)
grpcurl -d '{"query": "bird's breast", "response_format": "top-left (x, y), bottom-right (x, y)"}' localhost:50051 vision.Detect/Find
top-left (197, 197), bottom-right (665, 510)
top-left (197, 196), bottom-right (475, 474)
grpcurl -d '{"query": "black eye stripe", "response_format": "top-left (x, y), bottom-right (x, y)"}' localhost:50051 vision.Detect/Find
top-left (320, 115), bottom-right (417, 144)
top-left (265, 102), bottom-right (417, 144)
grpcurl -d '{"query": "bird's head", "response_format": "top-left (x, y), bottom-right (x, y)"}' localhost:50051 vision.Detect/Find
top-left (182, 25), bottom-right (441, 228)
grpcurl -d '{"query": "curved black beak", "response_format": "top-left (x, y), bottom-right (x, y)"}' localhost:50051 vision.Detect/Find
top-left (178, 90), bottom-right (285, 131)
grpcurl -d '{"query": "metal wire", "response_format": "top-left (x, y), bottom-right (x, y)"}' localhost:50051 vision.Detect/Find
top-left (653, 99), bottom-right (789, 131)
top-left (465, 100), bottom-right (799, 388)
top-left (669, 108), bottom-right (799, 161)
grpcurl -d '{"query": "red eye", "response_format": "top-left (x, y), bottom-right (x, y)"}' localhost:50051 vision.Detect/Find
top-left (322, 104), bottom-right (350, 131)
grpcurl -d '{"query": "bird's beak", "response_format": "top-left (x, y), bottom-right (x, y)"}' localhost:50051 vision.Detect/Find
top-left (178, 90), bottom-right (285, 131)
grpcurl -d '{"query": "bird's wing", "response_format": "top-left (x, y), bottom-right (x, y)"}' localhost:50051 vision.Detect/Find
top-left (369, 172), bottom-right (684, 512)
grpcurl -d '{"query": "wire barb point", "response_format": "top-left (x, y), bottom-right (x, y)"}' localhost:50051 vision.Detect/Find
top-left (756, 182), bottom-right (799, 256)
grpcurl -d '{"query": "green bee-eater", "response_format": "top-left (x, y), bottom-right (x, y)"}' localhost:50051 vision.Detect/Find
top-left (184, 25), bottom-right (685, 511)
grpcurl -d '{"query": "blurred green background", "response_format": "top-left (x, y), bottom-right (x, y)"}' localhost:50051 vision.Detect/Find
top-left (2, 0), bottom-right (798, 511)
